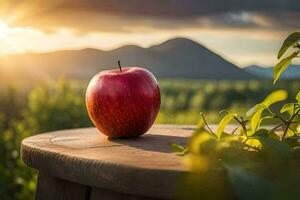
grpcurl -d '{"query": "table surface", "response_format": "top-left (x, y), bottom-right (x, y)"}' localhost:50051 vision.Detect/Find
top-left (21, 124), bottom-right (199, 170)
top-left (22, 124), bottom-right (212, 199)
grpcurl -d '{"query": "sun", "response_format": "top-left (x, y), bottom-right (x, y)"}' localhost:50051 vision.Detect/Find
top-left (0, 21), bottom-right (9, 39)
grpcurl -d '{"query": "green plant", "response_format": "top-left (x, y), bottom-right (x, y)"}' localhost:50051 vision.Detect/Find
top-left (273, 32), bottom-right (300, 83)
top-left (157, 79), bottom-right (300, 124)
top-left (0, 80), bottom-right (92, 200)
top-left (174, 32), bottom-right (300, 200)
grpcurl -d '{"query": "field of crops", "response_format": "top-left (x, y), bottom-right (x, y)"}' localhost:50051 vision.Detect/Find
top-left (158, 79), bottom-right (299, 124)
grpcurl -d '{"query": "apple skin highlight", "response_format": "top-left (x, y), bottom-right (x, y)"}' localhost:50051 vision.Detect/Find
top-left (86, 67), bottom-right (161, 138)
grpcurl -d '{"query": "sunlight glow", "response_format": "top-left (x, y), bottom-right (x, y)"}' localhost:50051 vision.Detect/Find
top-left (0, 21), bottom-right (9, 39)
top-left (0, 19), bottom-right (292, 66)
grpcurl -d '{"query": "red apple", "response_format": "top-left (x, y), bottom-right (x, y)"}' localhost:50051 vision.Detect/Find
top-left (85, 62), bottom-right (161, 138)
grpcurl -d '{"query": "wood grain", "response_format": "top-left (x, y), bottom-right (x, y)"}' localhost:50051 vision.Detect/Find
top-left (36, 172), bottom-right (90, 200)
top-left (21, 125), bottom-right (199, 199)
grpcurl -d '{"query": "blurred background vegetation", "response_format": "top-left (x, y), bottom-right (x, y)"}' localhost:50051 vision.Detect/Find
top-left (0, 78), bottom-right (299, 199)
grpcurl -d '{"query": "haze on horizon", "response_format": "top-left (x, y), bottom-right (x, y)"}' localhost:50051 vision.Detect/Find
top-left (0, 0), bottom-right (299, 67)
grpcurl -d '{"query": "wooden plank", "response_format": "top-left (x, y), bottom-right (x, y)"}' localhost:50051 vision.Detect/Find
top-left (21, 125), bottom-right (195, 199)
top-left (21, 125), bottom-right (196, 171)
top-left (35, 172), bottom-right (90, 200)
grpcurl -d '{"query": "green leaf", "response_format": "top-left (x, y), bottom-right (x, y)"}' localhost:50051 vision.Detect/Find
top-left (253, 129), bottom-right (269, 137)
top-left (248, 90), bottom-right (288, 134)
top-left (259, 136), bottom-right (291, 164)
top-left (269, 132), bottom-right (281, 141)
top-left (259, 115), bottom-right (275, 125)
top-left (245, 138), bottom-right (262, 149)
top-left (246, 103), bottom-right (267, 117)
top-left (224, 164), bottom-right (275, 200)
top-left (216, 113), bottom-right (237, 138)
top-left (280, 103), bottom-right (297, 113)
top-left (172, 143), bottom-right (187, 155)
top-left (247, 90), bottom-right (287, 120)
top-left (219, 110), bottom-right (229, 115)
top-left (296, 91), bottom-right (300, 103)
top-left (277, 32), bottom-right (300, 59)
top-left (286, 122), bottom-right (299, 137)
top-left (263, 90), bottom-right (288, 106)
top-left (188, 131), bottom-right (216, 154)
top-left (250, 109), bottom-right (264, 134)
top-left (273, 51), bottom-right (299, 84)
top-left (252, 129), bottom-right (280, 141)
top-left (284, 135), bottom-right (300, 148)
top-left (220, 132), bottom-right (233, 138)
top-left (193, 112), bottom-right (206, 135)
top-left (246, 104), bottom-right (259, 117)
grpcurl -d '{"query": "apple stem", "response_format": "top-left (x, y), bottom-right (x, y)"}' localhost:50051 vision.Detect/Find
top-left (118, 60), bottom-right (122, 72)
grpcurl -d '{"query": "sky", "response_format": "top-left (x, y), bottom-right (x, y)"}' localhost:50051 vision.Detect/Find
top-left (0, 0), bottom-right (299, 67)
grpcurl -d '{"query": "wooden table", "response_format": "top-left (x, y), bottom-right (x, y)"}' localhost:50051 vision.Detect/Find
top-left (21, 125), bottom-right (196, 200)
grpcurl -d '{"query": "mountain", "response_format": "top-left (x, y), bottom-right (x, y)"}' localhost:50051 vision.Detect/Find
top-left (244, 65), bottom-right (300, 80)
top-left (0, 38), bottom-right (255, 83)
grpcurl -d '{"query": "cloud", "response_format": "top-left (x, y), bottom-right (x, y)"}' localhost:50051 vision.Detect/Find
top-left (0, 0), bottom-right (299, 67)
top-left (1, 0), bottom-right (299, 34)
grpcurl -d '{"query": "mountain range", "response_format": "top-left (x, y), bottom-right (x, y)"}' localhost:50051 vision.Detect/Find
top-left (245, 65), bottom-right (300, 80)
top-left (0, 38), bottom-right (255, 83)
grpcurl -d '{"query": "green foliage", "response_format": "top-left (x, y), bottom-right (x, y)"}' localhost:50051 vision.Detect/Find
top-left (273, 31), bottom-right (300, 83)
top-left (172, 143), bottom-right (188, 156)
top-left (225, 164), bottom-right (275, 200)
top-left (23, 80), bottom-right (91, 133)
top-left (177, 90), bottom-right (300, 199)
top-left (277, 32), bottom-right (300, 59)
top-left (0, 87), bottom-right (35, 200)
top-left (273, 51), bottom-right (299, 83)
top-left (296, 90), bottom-right (300, 102)
top-left (247, 90), bottom-right (287, 134)
top-left (216, 112), bottom-right (237, 138)
top-left (0, 80), bottom-right (92, 200)
top-left (183, 89), bottom-right (299, 165)
top-left (280, 103), bottom-right (296, 113)
top-left (158, 79), bottom-right (300, 124)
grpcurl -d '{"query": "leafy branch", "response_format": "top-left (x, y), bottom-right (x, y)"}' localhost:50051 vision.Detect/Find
top-left (273, 32), bottom-right (300, 83)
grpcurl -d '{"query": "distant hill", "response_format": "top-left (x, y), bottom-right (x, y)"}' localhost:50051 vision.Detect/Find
top-left (244, 65), bottom-right (300, 80)
top-left (0, 38), bottom-right (255, 83)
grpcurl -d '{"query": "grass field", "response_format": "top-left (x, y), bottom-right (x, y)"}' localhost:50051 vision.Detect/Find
top-left (158, 79), bottom-right (299, 124)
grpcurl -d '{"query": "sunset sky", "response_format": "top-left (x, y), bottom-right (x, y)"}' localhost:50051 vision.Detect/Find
top-left (0, 0), bottom-right (299, 67)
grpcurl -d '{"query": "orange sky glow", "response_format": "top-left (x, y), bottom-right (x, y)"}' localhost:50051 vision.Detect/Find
top-left (0, 0), bottom-right (299, 67)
